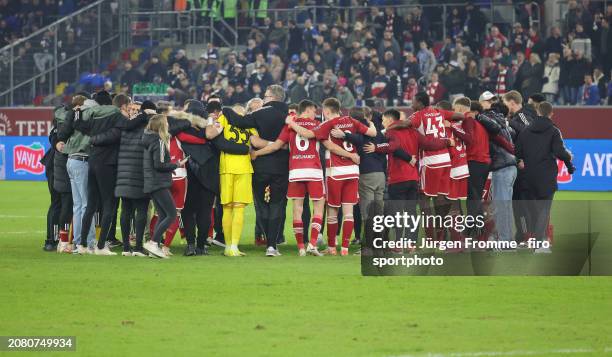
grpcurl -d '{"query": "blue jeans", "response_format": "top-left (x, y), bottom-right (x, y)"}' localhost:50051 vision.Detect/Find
top-left (67, 158), bottom-right (95, 248)
top-left (492, 165), bottom-right (517, 241)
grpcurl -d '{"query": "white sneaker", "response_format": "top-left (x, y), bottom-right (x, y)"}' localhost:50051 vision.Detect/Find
top-left (266, 247), bottom-right (281, 257)
top-left (298, 248), bottom-right (306, 256)
top-left (94, 247), bottom-right (117, 256)
top-left (121, 251), bottom-right (132, 257)
top-left (162, 246), bottom-right (173, 256)
top-left (77, 246), bottom-right (89, 255)
top-left (144, 241), bottom-right (168, 259)
top-left (306, 243), bottom-right (322, 256)
top-left (534, 246), bottom-right (552, 254)
top-left (87, 247), bottom-right (95, 255)
top-left (132, 250), bottom-right (147, 257)
top-left (57, 241), bottom-right (72, 254)
top-left (207, 237), bottom-right (226, 248)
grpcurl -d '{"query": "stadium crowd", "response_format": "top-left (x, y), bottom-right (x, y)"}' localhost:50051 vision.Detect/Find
top-left (109, 1), bottom-right (612, 107)
top-left (42, 81), bottom-right (574, 258)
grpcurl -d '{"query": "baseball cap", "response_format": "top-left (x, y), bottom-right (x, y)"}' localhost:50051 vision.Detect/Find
top-left (479, 91), bottom-right (496, 102)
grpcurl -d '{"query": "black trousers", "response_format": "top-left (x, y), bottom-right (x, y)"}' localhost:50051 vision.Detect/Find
top-left (120, 197), bottom-right (149, 251)
top-left (183, 172), bottom-right (216, 248)
top-left (214, 197), bottom-right (224, 243)
top-left (80, 163), bottom-right (118, 249)
top-left (45, 168), bottom-right (61, 244)
top-left (527, 191), bottom-right (555, 241)
top-left (513, 177), bottom-right (531, 241)
top-left (151, 188), bottom-right (177, 244)
top-left (467, 161), bottom-right (490, 218)
top-left (253, 172), bottom-right (289, 249)
top-left (387, 181), bottom-right (419, 242)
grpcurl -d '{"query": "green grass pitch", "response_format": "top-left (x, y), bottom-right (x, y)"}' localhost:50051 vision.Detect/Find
top-left (0, 181), bottom-right (611, 356)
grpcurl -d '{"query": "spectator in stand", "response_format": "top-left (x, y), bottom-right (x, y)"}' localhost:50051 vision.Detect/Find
top-left (171, 49), bottom-right (189, 71)
top-left (336, 77), bottom-right (356, 108)
top-left (510, 22), bottom-right (528, 53)
top-left (417, 40), bottom-right (436, 80)
top-left (120, 62), bottom-right (142, 89)
top-left (545, 26), bottom-right (564, 56)
top-left (287, 20), bottom-right (303, 58)
top-left (378, 31), bottom-right (401, 61)
top-left (402, 77), bottom-right (418, 104)
top-left (289, 76), bottom-right (308, 104)
top-left (463, 2), bottom-right (488, 49)
top-left (383, 6), bottom-right (404, 41)
top-left (525, 27), bottom-right (545, 59)
top-left (438, 36), bottom-right (454, 64)
top-left (401, 51), bottom-right (421, 84)
top-left (494, 59), bottom-right (514, 96)
top-left (484, 26), bottom-right (508, 57)
top-left (248, 64), bottom-right (273, 94)
top-left (567, 49), bottom-right (591, 104)
top-left (542, 53), bottom-right (561, 103)
top-left (144, 55), bottom-right (166, 83)
top-left (443, 61), bottom-right (466, 101)
top-left (426, 72), bottom-right (446, 104)
top-left (520, 53), bottom-right (544, 100)
top-left (579, 74), bottom-right (601, 105)
top-left (302, 18), bottom-right (319, 56)
top-left (446, 7), bottom-right (464, 38)
top-left (465, 59), bottom-right (482, 100)
top-left (268, 20), bottom-right (288, 50)
top-left (593, 67), bottom-right (608, 103)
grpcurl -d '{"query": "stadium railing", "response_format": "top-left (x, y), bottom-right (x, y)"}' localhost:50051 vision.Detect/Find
top-left (0, 0), bottom-right (119, 106)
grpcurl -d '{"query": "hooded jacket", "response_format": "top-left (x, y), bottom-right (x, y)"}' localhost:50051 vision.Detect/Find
top-left (142, 130), bottom-right (178, 194)
top-left (59, 99), bottom-right (98, 156)
top-left (50, 106), bottom-right (72, 193)
top-left (515, 116), bottom-right (574, 198)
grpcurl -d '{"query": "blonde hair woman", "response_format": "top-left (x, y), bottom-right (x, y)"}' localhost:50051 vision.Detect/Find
top-left (142, 114), bottom-right (188, 258)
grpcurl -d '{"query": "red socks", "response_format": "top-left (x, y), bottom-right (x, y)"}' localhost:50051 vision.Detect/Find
top-left (59, 230), bottom-right (69, 243)
top-left (341, 216), bottom-right (354, 249)
top-left (310, 215), bottom-right (323, 246)
top-left (292, 220), bottom-right (304, 249)
top-left (208, 210), bottom-right (215, 238)
top-left (327, 216), bottom-right (338, 248)
top-left (163, 217), bottom-right (180, 247)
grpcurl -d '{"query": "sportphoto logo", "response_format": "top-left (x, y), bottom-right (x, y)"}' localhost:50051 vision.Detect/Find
top-left (13, 143), bottom-right (45, 175)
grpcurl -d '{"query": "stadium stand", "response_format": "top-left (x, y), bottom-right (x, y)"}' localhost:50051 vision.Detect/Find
top-left (1, 0), bottom-right (612, 106)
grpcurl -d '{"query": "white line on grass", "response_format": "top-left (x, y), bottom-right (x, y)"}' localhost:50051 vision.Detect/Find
top-left (395, 347), bottom-right (612, 357)
top-left (2, 230), bottom-right (46, 234)
top-left (0, 215), bottom-right (44, 218)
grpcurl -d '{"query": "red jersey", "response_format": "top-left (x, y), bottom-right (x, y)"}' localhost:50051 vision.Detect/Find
top-left (448, 121), bottom-right (469, 179)
top-left (314, 116), bottom-right (369, 180)
top-left (410, 107), bottom-right (454, 168)
top-left (277, 117), bottom-right (323, 182)
top-left (169, 136), bottom-right (186, 180)
top-left (375, 125), bottom-right (449, 185)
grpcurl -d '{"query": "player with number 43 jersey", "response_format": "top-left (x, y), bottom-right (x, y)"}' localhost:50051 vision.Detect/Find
top-left (408, 93), bottom-right (464, 197)
top-left (251, 100), bottom-right (325, 257)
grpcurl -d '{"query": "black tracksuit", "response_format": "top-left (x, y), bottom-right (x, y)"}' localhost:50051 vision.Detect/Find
top-left (222, 102), bottom-right (290, 249)
top-left (515, 116), bottom-right (574, 241)
top-left (508, 107), bottom-right (535, 241)
top-left (180, 123), bottom-right (250, 249)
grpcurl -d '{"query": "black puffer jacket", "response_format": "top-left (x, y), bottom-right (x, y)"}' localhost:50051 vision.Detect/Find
top-left (115, 113), bottom-right (150, 199)
top-left (516, 116), bottom-right (574, 198)
top-left (142, 130), bottom-right (177, 194)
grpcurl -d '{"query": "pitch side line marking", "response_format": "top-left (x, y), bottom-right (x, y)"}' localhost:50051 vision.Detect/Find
top-left (0, 215), bottom-right (44, 218)
top-left (394, 347), bottom-right (612, 356)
